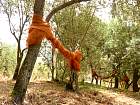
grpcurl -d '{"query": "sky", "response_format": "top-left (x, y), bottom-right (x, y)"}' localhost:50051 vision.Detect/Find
top-left (0, 13), bottom-right (27, 48)
top-left (0, 14), bottom-right (16, 45)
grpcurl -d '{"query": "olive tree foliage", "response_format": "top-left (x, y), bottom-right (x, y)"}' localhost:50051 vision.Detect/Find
top-left (117, 0), bottom-right (139, 91)
top-left (53, 2), bottom-right (106, 82)
top-left (38, 0), bottom-right (109, 83)
top-left (39, 41), bottom-right (56, 80)
top-left (0, 0), bottom-right (33, 80)
top-left (102, 0), bottom-right (140, 90)
top-left (103, 19), bottom-right (130, 68)
top-left (0, 44), bottom-right (16, 77)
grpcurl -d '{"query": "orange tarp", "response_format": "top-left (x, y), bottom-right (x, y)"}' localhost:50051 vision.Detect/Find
top-left (26, 14), bottom-right (82, 71)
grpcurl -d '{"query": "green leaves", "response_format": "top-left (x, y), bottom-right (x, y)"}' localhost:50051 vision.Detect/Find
top-left (0, 44), bottom-right (16, 76)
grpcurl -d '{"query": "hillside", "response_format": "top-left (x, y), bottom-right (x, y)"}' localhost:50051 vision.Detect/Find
top-left (0, 80), bottom-right (140, 105)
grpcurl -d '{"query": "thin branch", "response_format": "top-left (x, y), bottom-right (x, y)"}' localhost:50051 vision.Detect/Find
top-left (126, 80), bottom-right (133, 89)
top-left (19, 15), bottom-right (29, 40)
top-left (14, 1), bottom-right (29, 63)
top-left (21, 48), bottom-right (28, 56)
top-left (39, 51), bottom-right (52, 69)
top-left (7, 11), bottom-right (19, 43)
top-left (17, 0), bottom-right (22, 34)
top-left (46, 0), bottom-right (91, 22)
top-left (20, 0), bottom-right (24, 26)
top-left (16, 1), bottom-right (22, 58)
top-left (0, 0), bottom-right (19, 42)
top-left (79, 8), bottom-right (96, 48)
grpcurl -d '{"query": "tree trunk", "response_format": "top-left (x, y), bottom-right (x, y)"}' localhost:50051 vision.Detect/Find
top-left (74, 72), bottom-right (79, 91)
top-left (12, 45), bottom-right (41, 104)
top-left (61, 68), bottom-right (66, 82)
top-left (12, 0), bottom-right (45, 104)
top-left (133, 68), bottom-right (139, 92)
top-left (114, 64), bottom-right (120, 88)
top-left (65, 71), bottom-right (74, 91)
top-left (99, 77), bottom-right (102, 86)
top-left (91, 77), bottom-right (94, 84)
top-left (114, 76), bottom-right (119, 88)
top-left (51, 47), bottom-right (55, 81)
top-left (55, 69), bottom-right (59, 81)
top-left (51, 66), bottom-right (55, 81)
top-left (95, 77), bottom-right (98, 85)
top-left (100, 79), bottom-right (101, 86)
top-left (13, 47), bottom-right (27, 80)
top-left (125, 81), bottom-right (129, 89)
top-left (65, 70), bottom-right (78, 91)
top-left (12, 57), bottom-right (22, 80)
top-left (12, 40), bottom-right (22, 80)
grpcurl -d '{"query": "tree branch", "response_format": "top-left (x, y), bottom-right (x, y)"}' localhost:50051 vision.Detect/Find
top-left (126, 80), bottom-right (133, 89)
top-left (79, 8), bottom-right (96, 48)
top-left (20, 48), bottom-right (28, 57)
top-left (46, 0), bottom-right (91, 22)
top-left (19, 15), bottom-right (29, 41)
top-left (0, 0), bottom-right (19, 43)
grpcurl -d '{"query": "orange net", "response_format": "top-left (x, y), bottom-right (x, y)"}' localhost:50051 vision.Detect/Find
top-left (26, 14), bottom-right (82, 72)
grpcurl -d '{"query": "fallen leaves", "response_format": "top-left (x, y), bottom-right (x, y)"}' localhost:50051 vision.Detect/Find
top-left (0, 80), bottom-right (140, 105)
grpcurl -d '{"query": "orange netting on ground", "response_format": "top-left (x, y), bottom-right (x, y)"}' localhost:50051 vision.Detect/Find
top-left (26, 14), bottom-right (82, 71)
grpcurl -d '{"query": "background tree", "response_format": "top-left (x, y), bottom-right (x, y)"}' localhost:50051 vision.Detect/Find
top-left (110, 0), bottom-right (140, 91)
top-left (0, 43), bottom-right (16, 78)
top-left (40, 41), bottom-right (57, 81)
top-left (0, 0), bottom-right (33, 80)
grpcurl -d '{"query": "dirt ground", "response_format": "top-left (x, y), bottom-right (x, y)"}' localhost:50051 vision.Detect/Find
top-left (0, 79), bottom-right (140, 105)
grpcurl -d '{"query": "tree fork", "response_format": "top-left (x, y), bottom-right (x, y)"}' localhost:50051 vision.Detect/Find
top-left (13, 48), bottom-right (27, 80)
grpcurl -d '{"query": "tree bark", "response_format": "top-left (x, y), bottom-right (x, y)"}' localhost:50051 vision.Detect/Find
top-left (133, 67), bottom-right (139, 92)
top-left (12, 41), bottom-right (21, 80)
top-left (99, 79), bottom-right (102, 86)
top-left (12, 45), bottom-right (41, 105)
top-left (91, 77), bottom-right (93, 83)
top-left (114, 76), bottom-right (119, 88)
top-left (12, 57), bottom-right (22, 80)
top-left (13, 48), bottom-right (26, 80)
top-left (65, 70), bottom-right (78, 91)
top-left (51, 47), bottom-right (55, 81)
top-left (95, 77), bottom-right (98, 85)
top-left (114, 64), bottom-right (120, 88)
